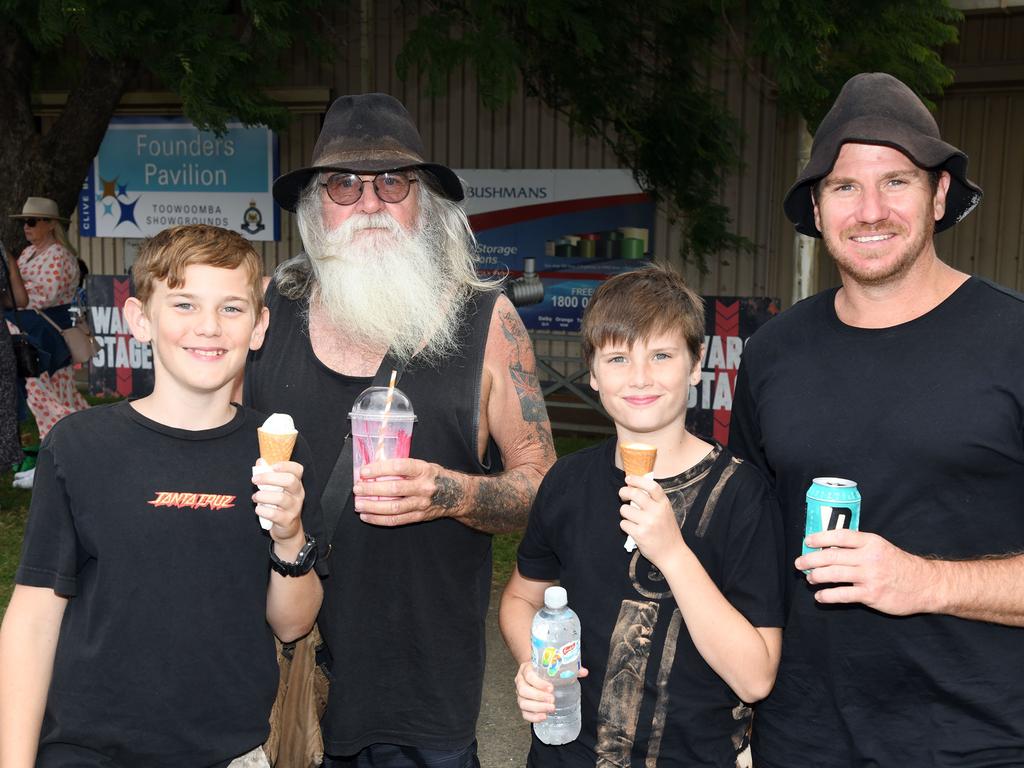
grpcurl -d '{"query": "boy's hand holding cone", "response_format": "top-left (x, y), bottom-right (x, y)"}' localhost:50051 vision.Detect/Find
top-left (254, 413), bottom-right (299, 531)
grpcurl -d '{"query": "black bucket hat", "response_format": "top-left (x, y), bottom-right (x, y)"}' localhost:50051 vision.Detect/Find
top-left (784, 72), bottom-right (983, 237)
top-left (273, 93), bottom-right (464, 212)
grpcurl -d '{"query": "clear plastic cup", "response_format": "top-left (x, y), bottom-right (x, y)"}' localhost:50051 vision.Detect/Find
top-left (349, 385), bottom-right (416, 500)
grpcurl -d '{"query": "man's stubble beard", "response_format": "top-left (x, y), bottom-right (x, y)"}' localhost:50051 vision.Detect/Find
top-left (823, 201), bottom-right (936, 288)
top-left (299, 208), bottom-right (466, 365)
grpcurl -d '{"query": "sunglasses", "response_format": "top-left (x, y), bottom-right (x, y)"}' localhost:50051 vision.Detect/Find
top-left (321, 171), bottom-right (417, 206)
top-left (22, 218), bottom-right (50, 227)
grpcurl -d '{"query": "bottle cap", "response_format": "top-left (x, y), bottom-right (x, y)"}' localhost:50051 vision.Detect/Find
top-left (544, 586), bottom-right (568, 609)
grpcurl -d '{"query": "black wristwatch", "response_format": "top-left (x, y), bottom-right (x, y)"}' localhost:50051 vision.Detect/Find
top-left (269, 534), bottom-right (318, 577)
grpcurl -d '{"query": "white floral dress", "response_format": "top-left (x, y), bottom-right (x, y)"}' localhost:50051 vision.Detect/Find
top-left (17, 242), bottom-right (89, 439)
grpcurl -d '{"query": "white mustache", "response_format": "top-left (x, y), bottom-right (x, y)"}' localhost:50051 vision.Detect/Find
top-left (333, 213), bottom-right (402, 239)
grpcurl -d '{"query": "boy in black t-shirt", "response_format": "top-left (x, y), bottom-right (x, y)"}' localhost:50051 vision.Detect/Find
top-left (499, 267), bottom-right (783, 767)
top-left (0, 225), bottom-right (324, 768)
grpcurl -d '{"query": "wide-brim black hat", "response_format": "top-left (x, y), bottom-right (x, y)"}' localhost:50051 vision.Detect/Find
top-left (784, 72), bottom-right (983, 237)
top-left (273, 93), bottom-right (464, 212)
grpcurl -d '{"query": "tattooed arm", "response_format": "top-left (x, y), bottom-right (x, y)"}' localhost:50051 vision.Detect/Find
top-left (353, 293), bottom-right (557, 533)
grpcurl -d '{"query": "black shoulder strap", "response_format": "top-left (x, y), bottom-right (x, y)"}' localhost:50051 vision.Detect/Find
top-left (319, 351), bottom-right (407, 553)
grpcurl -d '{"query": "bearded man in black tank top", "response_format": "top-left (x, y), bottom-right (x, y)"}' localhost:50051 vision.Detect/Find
top-left (246, 94), bottom-right (557, 768)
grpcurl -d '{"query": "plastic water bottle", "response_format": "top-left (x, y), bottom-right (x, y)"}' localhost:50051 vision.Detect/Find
top-left (531, 586), bottom-right (582, 745)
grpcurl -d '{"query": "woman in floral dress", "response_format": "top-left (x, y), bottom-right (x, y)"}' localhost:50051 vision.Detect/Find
top-left (10, 197), bottom-right (89, 447)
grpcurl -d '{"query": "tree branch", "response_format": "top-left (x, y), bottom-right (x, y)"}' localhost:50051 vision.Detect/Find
top-left (0, 21), bottom-right (43, 257)
top-left (41, 56), bottom-right (140, 216)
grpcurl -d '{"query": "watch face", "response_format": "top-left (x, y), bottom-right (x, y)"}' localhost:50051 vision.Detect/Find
top-left (295, 538), bottom-right (318, 573)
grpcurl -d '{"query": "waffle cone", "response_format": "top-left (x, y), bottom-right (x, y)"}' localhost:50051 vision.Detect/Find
top-left (258, 430), bottom-right (297, 465)
top-left (620, 442), bottom-right (657, 476)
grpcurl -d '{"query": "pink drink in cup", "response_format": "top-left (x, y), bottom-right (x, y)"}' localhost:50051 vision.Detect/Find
top-left (349, 385), bottom-right (416, 501)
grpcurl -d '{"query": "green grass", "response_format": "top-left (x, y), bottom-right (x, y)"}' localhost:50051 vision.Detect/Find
top-left (0, 424), bottom-right (600, 617)
top-left (0, 485), bottom-right (30, 611)
top-left (0, 427), bottom-right (38, 615)
top-left (491, 434), bottom-right (603, 586)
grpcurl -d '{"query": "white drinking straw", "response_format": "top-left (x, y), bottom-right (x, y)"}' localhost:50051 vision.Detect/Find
top-left (374, 370), bottom-right (398, 462)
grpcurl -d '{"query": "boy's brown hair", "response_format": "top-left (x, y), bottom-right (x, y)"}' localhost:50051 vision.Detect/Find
top-left (132, 225), bottom-right (265, 312)
top-left (581, 266), bottom-right (705, 365)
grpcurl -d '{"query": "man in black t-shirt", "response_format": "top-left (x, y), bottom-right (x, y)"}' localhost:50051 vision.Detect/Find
top-left (247, 94), bottom-right (556, 767)
top-left (730, 73), bottom-right (1024, 766)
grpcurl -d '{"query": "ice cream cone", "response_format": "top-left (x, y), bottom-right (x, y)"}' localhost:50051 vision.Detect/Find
top-left (255, 414), bottom-right (298, 532)
top-left (619, 443), bottom-right (657, 553)
top-left (258, 429), bottom-right (297, 465)
top-left (620, 442), bottom-right (657, 476)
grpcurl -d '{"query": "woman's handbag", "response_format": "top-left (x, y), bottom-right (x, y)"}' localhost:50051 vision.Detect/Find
top-left (33, 308), bottom-right (100, 364)
top-left (10, 334), bottom-right (41, 378)
top-left (61, 324), bottom-right (100, 365)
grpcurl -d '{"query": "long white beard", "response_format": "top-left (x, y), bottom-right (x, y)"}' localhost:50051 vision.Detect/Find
top-left (299, 210), bottom-right (464, 364)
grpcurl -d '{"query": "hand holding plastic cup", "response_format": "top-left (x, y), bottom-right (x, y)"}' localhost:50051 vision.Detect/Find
top-left (349, 384), bottom-right (416, 501)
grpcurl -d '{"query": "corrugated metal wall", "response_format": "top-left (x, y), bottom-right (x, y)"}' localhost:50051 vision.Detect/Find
top-left (57, 6), bottom-right (1023, 301)
top-left (935, 88), bottom-right (1024, 287)
top-left (62, 1), bottom-right (790, 298)
top-left (935, 9), bottom-right (1024, 288)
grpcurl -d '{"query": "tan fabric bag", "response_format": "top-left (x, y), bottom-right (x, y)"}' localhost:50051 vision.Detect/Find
top-left (33, 308), bottom-right (100, 364)
top-left (61, 323), bottom-right (101, 364)
top-left (263, 625), bottom-right (330, 768)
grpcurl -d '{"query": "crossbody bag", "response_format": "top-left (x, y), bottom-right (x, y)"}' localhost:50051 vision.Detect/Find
top-left (264, 353), bottom-right (406, 768)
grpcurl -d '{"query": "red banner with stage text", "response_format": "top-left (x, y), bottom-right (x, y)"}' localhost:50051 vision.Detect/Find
top-left (86, 275), bottom-right (155, 398)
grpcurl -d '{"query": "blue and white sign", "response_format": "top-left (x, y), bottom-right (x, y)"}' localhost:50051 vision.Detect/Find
top-left (79, 117), bottom-right (279, 240)
top-left (457, 169), bottom-right (656, 331)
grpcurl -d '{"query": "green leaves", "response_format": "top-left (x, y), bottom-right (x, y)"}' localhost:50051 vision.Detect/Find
top-left (747, 0), bottom-right (960, 129)
top-left (400, 0), bottom-right (961, 270)
top-left (398, 0), bottom-right (521, 107)
top-left (401, 0), bottom-right (750, 267)
top-left (7, 0), bottom-right (962, 271)
top-left (14, 0), bottom-right (327, 132)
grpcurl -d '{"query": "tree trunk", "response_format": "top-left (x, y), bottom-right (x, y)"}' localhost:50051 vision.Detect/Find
top-left (0, 21), bottom-right (137, 263)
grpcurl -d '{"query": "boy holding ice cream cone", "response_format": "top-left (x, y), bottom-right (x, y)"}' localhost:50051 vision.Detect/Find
top-left (499, 266), bottom-right (783, 767)
top-left (0, 225), bottom-right (324, 768)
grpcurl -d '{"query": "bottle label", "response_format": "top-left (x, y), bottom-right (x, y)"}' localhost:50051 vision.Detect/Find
top-left (532, 636), bottom-right (581, 678)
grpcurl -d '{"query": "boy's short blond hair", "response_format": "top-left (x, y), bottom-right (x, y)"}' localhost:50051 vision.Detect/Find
top-left (581, 266), bottom-right (705, 365)
top-left (132, 225), bottom-right (265, 312)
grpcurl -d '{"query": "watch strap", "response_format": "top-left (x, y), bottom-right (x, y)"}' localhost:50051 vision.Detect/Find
top-left (269, 533), bottom-right (318, 577)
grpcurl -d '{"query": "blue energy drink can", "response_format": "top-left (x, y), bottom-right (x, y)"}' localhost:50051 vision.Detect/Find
top-left (802, 477), bottom-right (861, 558)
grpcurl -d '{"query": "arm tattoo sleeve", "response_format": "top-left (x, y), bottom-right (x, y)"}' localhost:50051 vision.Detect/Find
top-left (431, 474), bottom-right (464, 510)
top-left (445, 309), bottom-right (554, 534)
top-left (461, 469), bottom-right (535, 533)
top-left (500, 309), bottom-right (548, 423)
